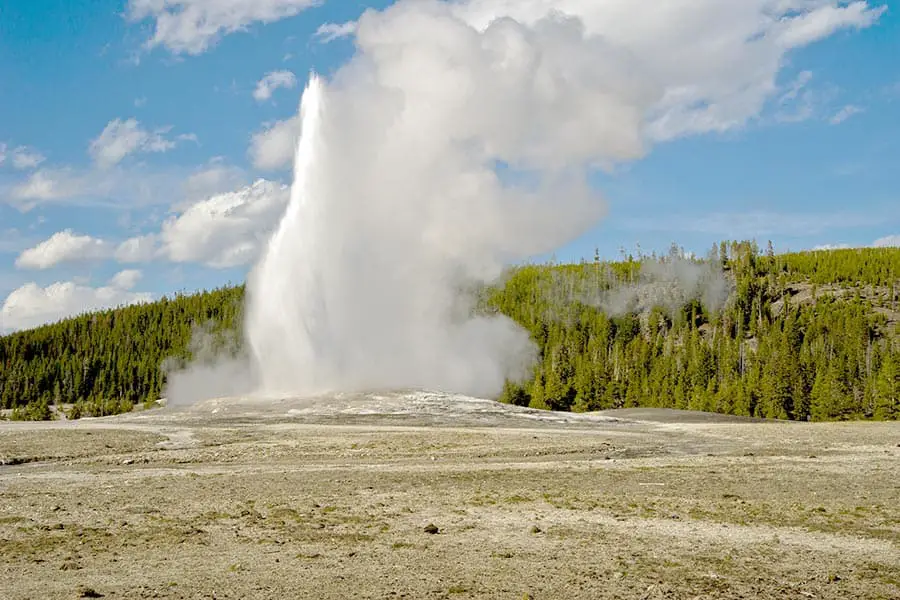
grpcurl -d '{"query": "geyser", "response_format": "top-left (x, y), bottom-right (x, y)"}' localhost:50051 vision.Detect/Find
top-left (243, 73), bottom-right (541, 398)
top-left (241, 1), bottom-right (660, 399)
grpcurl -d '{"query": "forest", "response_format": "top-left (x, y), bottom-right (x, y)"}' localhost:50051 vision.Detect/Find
top-left (1, 242), bottom-right (897, 421)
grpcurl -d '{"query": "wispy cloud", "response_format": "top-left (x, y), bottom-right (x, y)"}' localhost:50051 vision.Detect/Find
top-left (12, 177), bottom-right (289, 271)
top-left (0, 229), bottom-right (41, 255)
top-left (314, 21), bottom-right (357, 43)
top-left (774, 3), bottom-right (886, 48)
top-left (3, 160), bottom-right (243, 213)
top-left (811, 243), bottom-right (851, 251)
top-left (253, 70), bottom-right (297, 102)
top-left (0, 143), bottom-right (46, 170)
top-left (808, 234), bottom-right (900, 251)
top-left (772, 71), bottom-right (841, 124)
top-left (89, 118), bottom-right (194, 169)
top-left (829, 104), bottom-right (864, 125)
top-left (125, 0), bottom-right (321, 56)
top-left (886, 81), bottom-right (900, 99)
top-left (873, 234), bottom-right (900, 248)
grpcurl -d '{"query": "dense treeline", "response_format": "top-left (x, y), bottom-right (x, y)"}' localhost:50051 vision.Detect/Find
top-left (0, 287), bottom-right (244, 419)
top-left (1, 243), bottom-right (898, 421)
top-left (493, 243), bottom-right (899, 421)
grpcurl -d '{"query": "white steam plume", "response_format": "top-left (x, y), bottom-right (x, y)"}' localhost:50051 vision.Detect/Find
top-left (243, 2), bottom-right (659, 399)
top-left (592, 253), bottom-right (733, 318)
top-left (534, 248), bottom-right (733, 327)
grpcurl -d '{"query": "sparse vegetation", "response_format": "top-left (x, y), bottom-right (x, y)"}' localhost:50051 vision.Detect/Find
top-left (0, 412), bottom-right (898, 598)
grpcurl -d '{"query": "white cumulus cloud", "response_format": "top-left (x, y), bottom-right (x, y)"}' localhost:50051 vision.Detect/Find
top-left (126, 0), bottom-right (321, 55)
top-left (115, 235), bottom-right (159, 263)
top-left (117, 179), bottom-right (289, 268)
top-left (254, 70), bottom-right (297, 102)
top-left (109, 269), bottom-right (144, 290)
top-left (89, 118), bottom-right (192, 169)
top-left (0, 271), bottom-right (152, 333)
top-left (15, 230), bottom-right (112, 270)
top-left (249, 116), bottom-right (300, 170)
top-left (159, 179), bottom-right (289, 268)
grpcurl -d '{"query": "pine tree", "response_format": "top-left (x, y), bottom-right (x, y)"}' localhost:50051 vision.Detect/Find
top-left (873, 352), bottom-right (899, 420)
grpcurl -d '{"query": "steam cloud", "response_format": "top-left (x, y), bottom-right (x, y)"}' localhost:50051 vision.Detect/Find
top-left (535, 248), bottom-right (733, 328)
top-left (242, 2), bottom-right (662, 399)
top-left (596, 254), bottom-right (733, 318)
top-left (164, 0), bottom-right (880, 404)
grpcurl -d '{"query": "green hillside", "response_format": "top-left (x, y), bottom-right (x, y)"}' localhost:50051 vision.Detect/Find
top-left (1, 242), bottom-right (898, 421)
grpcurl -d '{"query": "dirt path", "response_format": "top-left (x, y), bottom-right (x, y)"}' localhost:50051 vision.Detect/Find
top-left (1, 399), bottom-right (898, 599)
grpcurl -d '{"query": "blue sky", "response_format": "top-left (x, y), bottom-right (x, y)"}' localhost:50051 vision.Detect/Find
top-left (1, 0), bottom-right (898, 332)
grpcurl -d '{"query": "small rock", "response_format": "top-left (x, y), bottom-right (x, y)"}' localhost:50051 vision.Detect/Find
top-left (530, 525), bottom-right (542, 534)
top-left (669, 514), bottom-right (680, 520)
top-left (78, 586), bottom-right (103, 598)
top-left (121, 458), bottom-right (134, 465)
top-left (807, 455), bottom-right (817, 459)
top-left (423, 523), bottom-right (439, 535)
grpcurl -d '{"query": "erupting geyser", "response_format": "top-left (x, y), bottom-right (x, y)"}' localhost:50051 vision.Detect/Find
top-left (243, 73), bottom-right (540, 398)
top-left (240, 1), bottom-right (660, 399)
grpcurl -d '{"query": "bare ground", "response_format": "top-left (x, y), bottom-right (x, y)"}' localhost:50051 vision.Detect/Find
top-left (1, 393), bottom-right (898, 599)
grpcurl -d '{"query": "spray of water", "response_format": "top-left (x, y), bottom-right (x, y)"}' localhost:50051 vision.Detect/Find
top-left (243, 73), bottom-right (541, 398)
top-left (241, 2), bottom-right (661, 399)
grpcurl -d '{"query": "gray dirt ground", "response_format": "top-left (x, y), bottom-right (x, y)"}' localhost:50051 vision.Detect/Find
top-left (1, 392), bottom-right (898, 600)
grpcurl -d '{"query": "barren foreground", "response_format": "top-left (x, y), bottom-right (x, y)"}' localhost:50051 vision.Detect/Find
top-left (1, 393), bottom-right (898, 599)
